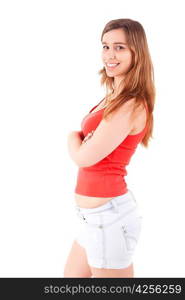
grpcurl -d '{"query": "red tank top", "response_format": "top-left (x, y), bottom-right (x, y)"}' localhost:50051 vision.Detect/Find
top-left (74, 99), bottom-right (148, 197)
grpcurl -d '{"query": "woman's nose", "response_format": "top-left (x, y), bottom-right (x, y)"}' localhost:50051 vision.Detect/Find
top-left (109, 53), bottom-right (116, 59)
top-left (107, 49), bottom-right (116, 59)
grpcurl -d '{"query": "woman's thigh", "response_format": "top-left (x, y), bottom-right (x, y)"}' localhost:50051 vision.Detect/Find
top-left (63, 239), bottom-right (92, 278)
top-left (90, 263), bottom-right (134, 278)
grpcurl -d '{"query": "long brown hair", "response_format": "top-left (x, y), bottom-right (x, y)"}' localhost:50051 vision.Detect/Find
top-left (98, 18), bottom-right (156, 148)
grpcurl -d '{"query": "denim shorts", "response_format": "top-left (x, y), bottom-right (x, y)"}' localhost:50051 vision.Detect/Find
top-left (74, 189), bottom-right (143, 269)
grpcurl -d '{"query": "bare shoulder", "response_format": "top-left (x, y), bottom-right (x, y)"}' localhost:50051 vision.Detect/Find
top-left (107, 97), bottom-right (137, 120)
top-left (115, 97), bottom-right (144, 113)
top-left (130, 99), bottom-right (148, 134)
top-left (109, 97), bottom-right (145, 121)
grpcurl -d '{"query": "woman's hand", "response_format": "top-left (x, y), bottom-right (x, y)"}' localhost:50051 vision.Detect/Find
top-left (67, 129), bottom-right (94, 145)
top-left (82, 130), bottom-right (94, 144)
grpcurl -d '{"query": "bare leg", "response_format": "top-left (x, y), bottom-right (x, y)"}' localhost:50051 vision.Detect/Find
top-left (63, 240), bottom-right (92, 277)
top-left (90, 263), bottom-right (134, 278)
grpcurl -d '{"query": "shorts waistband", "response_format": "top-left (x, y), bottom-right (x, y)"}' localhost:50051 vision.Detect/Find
top-left (75, 189), bottom-right (137, 215)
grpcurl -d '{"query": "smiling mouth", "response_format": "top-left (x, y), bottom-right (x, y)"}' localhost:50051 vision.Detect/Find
top-left (105, 63), bottom-right (120, 69)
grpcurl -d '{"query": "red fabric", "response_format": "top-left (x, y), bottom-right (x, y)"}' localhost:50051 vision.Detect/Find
top-left (74, 99), bottom-right (148, 197)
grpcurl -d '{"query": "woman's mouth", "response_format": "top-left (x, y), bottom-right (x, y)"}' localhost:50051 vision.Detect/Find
top-left (105, 63), bottom-right (120, 70)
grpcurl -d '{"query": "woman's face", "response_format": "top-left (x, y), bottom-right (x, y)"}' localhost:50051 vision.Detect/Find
top-left (101, 28), bottom-right (132, 83)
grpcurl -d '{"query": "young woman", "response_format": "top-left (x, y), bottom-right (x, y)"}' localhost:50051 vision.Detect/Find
top-left (64, 18), bottom-right (155, 278)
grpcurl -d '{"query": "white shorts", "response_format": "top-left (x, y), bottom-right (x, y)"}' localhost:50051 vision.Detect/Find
top-left (74, 189), bottom-right (143, 269)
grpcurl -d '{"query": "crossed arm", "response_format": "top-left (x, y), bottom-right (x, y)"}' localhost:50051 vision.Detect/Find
top-left (67, 98), bottom-right (141, 168)
top-left (67, 130), bottom-right (93, 166)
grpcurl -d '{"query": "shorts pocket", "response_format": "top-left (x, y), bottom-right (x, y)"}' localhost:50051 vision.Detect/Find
top-left (120, 215), bottom-right (143, 252)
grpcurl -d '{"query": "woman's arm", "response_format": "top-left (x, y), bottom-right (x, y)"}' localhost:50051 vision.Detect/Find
top-left (67, 131), bottom-right (83, 165)
top-left (67, 130), bottom-right (94, 166)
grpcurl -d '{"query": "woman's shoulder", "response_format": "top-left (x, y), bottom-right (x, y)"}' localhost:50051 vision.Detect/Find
top-left (129, 99), bottom-right (148, 134)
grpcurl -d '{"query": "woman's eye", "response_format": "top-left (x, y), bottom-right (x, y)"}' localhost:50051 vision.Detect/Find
top-left (102, 45), bottom-right (125, 50)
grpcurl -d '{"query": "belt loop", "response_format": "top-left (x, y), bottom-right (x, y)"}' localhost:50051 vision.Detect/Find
top-left (111, 198), bottom-right (119, 213)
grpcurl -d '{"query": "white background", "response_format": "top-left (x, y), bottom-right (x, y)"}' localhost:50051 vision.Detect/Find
top-left (0, 0), bottom-right (185, 277)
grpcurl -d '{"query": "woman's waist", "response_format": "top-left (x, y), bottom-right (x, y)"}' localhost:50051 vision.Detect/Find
top-left (74, 190), bottom-right (138, 220)
top-left (74, 193), bottom-right (114, 209)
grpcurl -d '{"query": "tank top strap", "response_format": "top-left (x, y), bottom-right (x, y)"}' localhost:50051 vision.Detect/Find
top-left (89, 97), bottom-right (105, 113)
